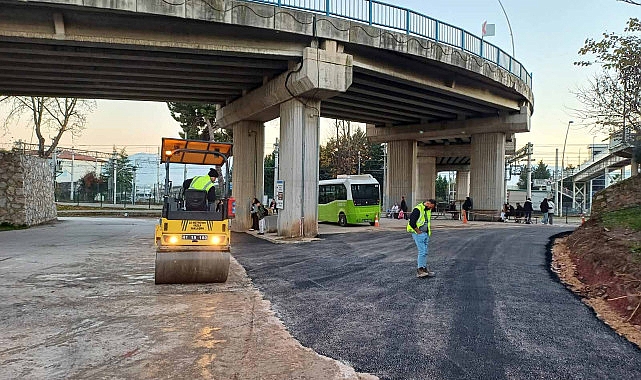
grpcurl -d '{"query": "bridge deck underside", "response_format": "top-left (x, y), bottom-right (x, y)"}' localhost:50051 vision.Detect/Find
top-left (0, 2), bottom-right (527, 167)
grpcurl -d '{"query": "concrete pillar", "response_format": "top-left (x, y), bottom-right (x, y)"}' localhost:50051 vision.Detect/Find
top-left (470, 132), bottom-right (505, 215)
top-left (278, 98), bottom-right (321, 238)
top-left (415, 156), bottom-right (436, 202)
top-left (387, 140), bottom-right (417, 207)
top-left (456, 170), bottom-right (470, 200)
top-left (231, 121), bottom-right (264, 232)
top-left (631, 154), bottom-right (639, 177)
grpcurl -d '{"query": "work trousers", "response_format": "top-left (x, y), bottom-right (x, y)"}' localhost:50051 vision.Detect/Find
top-left (412, 232), bottom-right (430, 269)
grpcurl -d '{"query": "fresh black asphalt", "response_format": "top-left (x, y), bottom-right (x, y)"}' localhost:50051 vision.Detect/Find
top-left (232, 226), bottom-right (641, 380)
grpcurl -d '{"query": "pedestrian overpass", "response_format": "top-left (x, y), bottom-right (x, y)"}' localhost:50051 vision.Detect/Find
top-left (559, 129), bottom-right (638, 215)
top-left (0, 0), bottom-right (533, 236)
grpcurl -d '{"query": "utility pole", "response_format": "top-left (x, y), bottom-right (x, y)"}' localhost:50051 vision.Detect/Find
top-left (526, 142), bottom-right (533, 200)
top-left (382, 143), bottom-right (387, 212)
top-left (555, 148), bottom-right (559, 213)
top-left (131, 165), bottom-right (137, 205)
top-left (70, 147), bottom-right (75, 201)
top-left (273, 138), bottom-right (279, 202)
top-left (113, 151), bottom-right (117, 205)
top-left (156, 146), bottom-right (161, 203)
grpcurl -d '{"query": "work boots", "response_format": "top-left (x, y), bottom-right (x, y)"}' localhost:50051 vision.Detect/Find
top-left (416, 267), bottom-right (435, 278)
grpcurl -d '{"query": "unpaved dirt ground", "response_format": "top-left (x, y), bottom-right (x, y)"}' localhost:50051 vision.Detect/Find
top-left (551, 222), bottom-right (641, 349)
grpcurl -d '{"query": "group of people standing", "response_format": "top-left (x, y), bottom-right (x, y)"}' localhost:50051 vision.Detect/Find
top-left (539, 197), bottom-right (555, 225)
top-left (501, 197), bottom-right (556, 225)
top-left (250, 198), bottom-right (267, 235)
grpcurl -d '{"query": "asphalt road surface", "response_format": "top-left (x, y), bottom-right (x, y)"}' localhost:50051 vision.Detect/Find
top-left (233, 225), bottom-right (641, 379)
top-left (2, 217), bottom-right (641, 379)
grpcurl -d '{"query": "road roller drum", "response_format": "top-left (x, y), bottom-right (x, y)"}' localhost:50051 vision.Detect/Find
top-left (155, 251), bottom-right (230, 284)
top-left (154, 138), bottom-right (236, 285)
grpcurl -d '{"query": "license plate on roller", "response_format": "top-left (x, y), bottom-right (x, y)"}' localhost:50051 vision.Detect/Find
top-left (183, 234), bottom-right (208, 240)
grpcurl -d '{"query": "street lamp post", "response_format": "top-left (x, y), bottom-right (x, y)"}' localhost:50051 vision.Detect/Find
top-left (560, 120), bottom-right (573, 218)
top-left (131, 165), bottom-right (137, 205)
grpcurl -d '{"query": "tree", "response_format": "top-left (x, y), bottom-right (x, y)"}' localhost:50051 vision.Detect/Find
top-left (435, 175), bottom-right (449, 202)
top-left (2, 97), bottom-right (95, 158)
top-left (318, 121), bottom-right (384, 185)
top-left (517, 160), bottom-right (551, 189)
top-left (100, 148), bottom-right (135, 202)
top-left (76, 171), bottom-right (104, 201)
top-left (574, 18), bottom-right (641, 162)
top-left (264, 152), bottom-right (275, 199)
top-left (166, 103), bottom-right (232, 142)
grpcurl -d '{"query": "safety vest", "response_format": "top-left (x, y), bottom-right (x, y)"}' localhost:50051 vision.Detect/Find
top-left (188, 175), bottom-right (214, 192)
top-left (406, 202), bottom-right (432, 235)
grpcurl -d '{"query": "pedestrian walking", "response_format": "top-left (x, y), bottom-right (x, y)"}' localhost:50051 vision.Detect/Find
top-left (547, 199), bottom-right (555, 225)
top-left (257, 201), bottom-right (267, 235)
top-left (523, 198), bottom-right (533, 224)
top-left (400, 196), bottom-right (409, 220)
top-left (540, 198), bottom-right (549, 224)
top-left (250, 198), bottom-right (260, 231)
top-left (407, 199), bottom-right (437, 278)
top-left (462, 196), bottom-right (472, 221)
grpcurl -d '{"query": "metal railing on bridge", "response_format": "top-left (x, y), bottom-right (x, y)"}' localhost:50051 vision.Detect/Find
top-left (248, 0), bottom-right (532, 88)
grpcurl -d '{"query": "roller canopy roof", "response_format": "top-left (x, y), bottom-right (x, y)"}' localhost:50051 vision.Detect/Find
top-left (161, 138), bottom-right (233, 165)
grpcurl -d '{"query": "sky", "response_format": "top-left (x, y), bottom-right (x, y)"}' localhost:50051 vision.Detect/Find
top-left (1, 0), bottom-right (638, 170)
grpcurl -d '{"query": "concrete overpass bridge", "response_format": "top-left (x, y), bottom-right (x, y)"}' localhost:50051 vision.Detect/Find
top-left (0, 0), bottom-right (533, 236)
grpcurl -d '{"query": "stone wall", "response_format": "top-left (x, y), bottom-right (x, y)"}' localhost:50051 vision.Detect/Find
top-left (591, 175), bottom-right (641, 216)
top-left (0, 152), bottom-right (57, 226)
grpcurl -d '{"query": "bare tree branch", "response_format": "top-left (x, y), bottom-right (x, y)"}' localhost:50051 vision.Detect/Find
top-left (2, 96), bottom-right (95, 157)
top-left (618, 0), bottom-right (641, 5)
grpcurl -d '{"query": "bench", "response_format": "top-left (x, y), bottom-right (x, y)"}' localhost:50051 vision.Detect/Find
top-left (504, 215), bottom-right (539, 224)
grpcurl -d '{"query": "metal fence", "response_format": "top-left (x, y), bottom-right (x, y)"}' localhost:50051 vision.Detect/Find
top-left (246, 0), bottom-right (532, 88)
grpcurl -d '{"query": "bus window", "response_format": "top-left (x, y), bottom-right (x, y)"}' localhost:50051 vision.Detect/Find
top-left (319, 185), bottom-right (327, 204)
top-left (327, 185), bottom-right (336, 202)
top-left (351, 184), bottom-right (379, 206)
top-left (336, 184), bottom-right (347, 200)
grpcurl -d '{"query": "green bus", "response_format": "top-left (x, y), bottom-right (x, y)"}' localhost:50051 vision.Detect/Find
top-left (318, 174), bottom-right (380, 226)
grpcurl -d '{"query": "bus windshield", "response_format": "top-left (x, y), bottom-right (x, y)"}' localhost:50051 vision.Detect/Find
top-left (351, 184), bottom-right (379, 206)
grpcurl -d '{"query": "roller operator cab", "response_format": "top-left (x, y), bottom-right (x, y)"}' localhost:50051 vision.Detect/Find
top-left (154, 138), bottom-right (236, 284)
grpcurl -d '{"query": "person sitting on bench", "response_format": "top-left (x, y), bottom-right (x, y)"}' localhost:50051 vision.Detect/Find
top-left (515, 203), bottom-right (525, 222)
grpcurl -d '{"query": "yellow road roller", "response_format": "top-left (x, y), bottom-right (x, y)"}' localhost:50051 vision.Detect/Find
top-left (154, 138), bottom-right (236, 284)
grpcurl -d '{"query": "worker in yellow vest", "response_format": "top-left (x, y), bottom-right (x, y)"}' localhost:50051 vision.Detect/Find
top-left (182, 167), bottom-right (219, 203)
top-left (407, 199), bottom-right (436, 278)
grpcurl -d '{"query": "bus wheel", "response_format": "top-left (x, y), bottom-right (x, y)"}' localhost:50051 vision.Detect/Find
top-left (338, 213), bottom-right (347, 227)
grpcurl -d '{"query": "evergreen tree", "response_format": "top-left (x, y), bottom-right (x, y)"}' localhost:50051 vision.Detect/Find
top-left (264, 153), bottom-right (275, 199)
top-left (166, 103), bottom-right (232, 142)
top-left (435, 175), bottom-right (449, 202)
top-left (318, 121), bottom-right (384, 185)
top-left (517, 160), bottom-right (551, 189)
top-left (100, 148), bottom-right (135, 202)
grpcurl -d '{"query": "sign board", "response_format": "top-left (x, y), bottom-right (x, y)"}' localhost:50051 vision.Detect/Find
top-left (482, 21), bottom-right (495, 37)
top-left (275, 180), bottom-right (284, 209)
top-left (533, 179), bottom-right (547, 187)
top-left (507, 190), bottom-right (548, 207)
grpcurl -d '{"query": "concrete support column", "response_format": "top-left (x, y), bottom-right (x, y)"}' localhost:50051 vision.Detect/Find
top-left (631, 155), bottom-right (639, 177)
top-left (231, 120), bottom-right (264, 232)
top-left (278, 98), bottom-right (321, 238)
top-left (470, 132), bottom-right (505, 215)
top-left (456, 170), bottom-right (470, 200)
top-left (415, 156), bottom-right (436, 202)
top-left (386, 140), bottom-right (417, 208)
